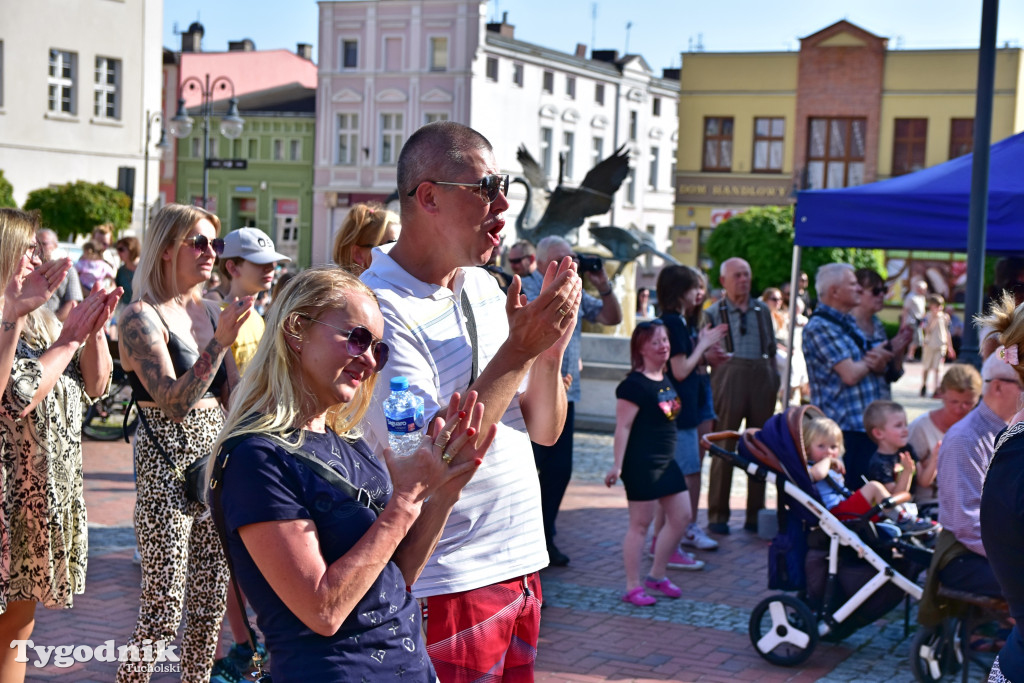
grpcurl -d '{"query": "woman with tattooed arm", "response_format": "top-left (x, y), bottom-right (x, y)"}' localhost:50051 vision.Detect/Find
top-left (115, 204), bottom-right (251, 683)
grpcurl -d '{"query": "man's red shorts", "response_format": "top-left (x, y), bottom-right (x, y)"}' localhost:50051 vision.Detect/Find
top-left (829, 489), bottom-right (872, 521)
top-left (424, 573), bottom-right (542, 682)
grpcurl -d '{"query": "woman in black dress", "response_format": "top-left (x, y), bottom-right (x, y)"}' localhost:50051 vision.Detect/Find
top-left (605, 321), bottom-right (691, 606)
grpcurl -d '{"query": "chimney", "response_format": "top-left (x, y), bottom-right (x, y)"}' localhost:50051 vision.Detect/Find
top-left (591, 49), bottom-right (619, 63)
top-left (182, 21), bottom-right (204, 53)
top-left (296, 42), bottom-right (313, 61)
top-left (486, 11), bottom-right (515, 39)
top-left (574, 43), bottom-right (587, 58)
top-left (228, 38), bottom-right (256, 52)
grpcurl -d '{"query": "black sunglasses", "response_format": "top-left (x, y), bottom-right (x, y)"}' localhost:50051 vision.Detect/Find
top-left (407, 174), bottom-right (510, 203)
top-left (183, 234), bottom-right (225, 255)
top-left (871, 285), bottom-right (887, 296)
top-left (507, 255), bottom-right (530, 265)
top-left (299, 315), bottom-right (390, 371)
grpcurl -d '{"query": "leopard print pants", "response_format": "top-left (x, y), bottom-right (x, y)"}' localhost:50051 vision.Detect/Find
top-left (116, 406), bottom-right (228, 683)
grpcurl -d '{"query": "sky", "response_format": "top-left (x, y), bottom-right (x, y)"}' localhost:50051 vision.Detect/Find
top-left (163, 0), bottom-right (1024, 73)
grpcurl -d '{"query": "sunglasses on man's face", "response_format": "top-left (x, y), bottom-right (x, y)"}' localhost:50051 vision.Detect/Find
top-left (182, 234), bottom-right (225, 256)
top-left (407, 174), bottom-right (510, 204)
top-left (871, 285), bottom-right (887, 296)
top-left (299, 315), bottom-right (390, 371)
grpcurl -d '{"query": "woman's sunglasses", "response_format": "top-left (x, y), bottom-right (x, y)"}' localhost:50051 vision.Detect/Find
top-left (183, 234), bottom-right (225, 255)
top-left (407, 174), bottom-right (510, 203)
top-left (299, 315), bottom-right (390, 371)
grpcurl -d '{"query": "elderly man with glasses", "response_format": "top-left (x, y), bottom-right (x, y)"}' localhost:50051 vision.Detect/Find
top-left (704, 257), bottom-right (779, 536)
top-left (361, 121), bottom-right (581, 683)
top-left (35, 228), bottom-right (83, 322)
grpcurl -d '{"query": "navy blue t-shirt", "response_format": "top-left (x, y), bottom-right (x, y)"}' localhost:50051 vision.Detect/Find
top-left (216, 429), bottom-right (435, 682)
top-left (659, 313), bottom-right (701, 429)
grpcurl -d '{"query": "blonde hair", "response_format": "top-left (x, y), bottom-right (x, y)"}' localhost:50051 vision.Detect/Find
top-left (0, 208), bottom-right (37, 293)
top-left (210, 267), bottom-right (381, 478)
top-left (939, 363), bottom-right (982, 395)
top-left (0, 209), bottom-right (59, 347)
top-left (863, 400), bottom-right (905, 442)
top-left (331, 203), bottom-right (399, 273)
top-left (133, 204), bottom-right (220, 304)
top-left (976, 291), bottom-right (1024, 385)
top-left (802, 417), bottom-right (845, 459)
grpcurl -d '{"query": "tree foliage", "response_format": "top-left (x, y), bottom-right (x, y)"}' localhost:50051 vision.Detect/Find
top-left (23, 181), bottom-right (132, 241)
top-left (0, 170), bottom-right (15, 208)
top-left (705, 206), bottom-right (884, 297)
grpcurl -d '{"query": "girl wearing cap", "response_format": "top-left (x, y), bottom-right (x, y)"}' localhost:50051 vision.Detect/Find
top-left (209, 228), bottom-right (291, 676)
top-left (115, 204), bottom-right (251, 683)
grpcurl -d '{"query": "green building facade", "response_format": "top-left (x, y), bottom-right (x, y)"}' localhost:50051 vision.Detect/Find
top-left (175, 100), bottom-right (315, 267)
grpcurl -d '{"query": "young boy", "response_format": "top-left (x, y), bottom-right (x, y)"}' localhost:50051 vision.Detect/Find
top-left (864, 400), bottom-right (936, 534)
top-left (920, 294), bottom-right (954, 396)
top-left (803, 417), bottom-right (891, 521)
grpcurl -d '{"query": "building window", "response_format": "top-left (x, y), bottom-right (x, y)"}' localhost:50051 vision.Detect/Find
top-left (629, 111), bottom-right (638, 141)
top-left (563, 132), bottom-right (575, 179)
top-left (429, 37), bottom-right (448, 71)
top-left (290, 139), bottom-right (301, 161)
top-left (191, 137), bottom-right (201, 158)
top-left (702, 117), bottom-right (734, 172)
top-left (272, 139), bottom-right (284, 161)
top-left (649, 147), bottom-right (659, 190)
top-left (753, 117), bottom-right (785, 173)
top-left (595, 83), bottom-right (605, 105)
top-left (336, 112), bottom-right (358, 165)
top-left (566, 76), bottom-right (576, 99)
top-left (626, 168), bottom-right (636, 204)
top-left (380, 113), bottom-right (403, 165)
top-left (806, 117), bottom-right (866, 189)
top-left (540, 127), bottom-right (553, 176)
top-left (892, 118), bottom-right (927, 176)
top-left (542, 71), bottom-right (553, 94)
top-left (247, 139), bottom-right (258, 159)
top-left (93, 57), bottom-right (120, 119)
top-left (513, 63), bottom-right (523, 87)
top-left (652, 97), bottom-right (661, 117)
top-left (232, 139), bottom-right (242, 157)
top-left (341, 39), bottom-right (358, 69)
top-left (486, 57), bottom-right (498, 81)
top-left (950, 118), bottom-right (974, 159)
top-left (424, 112), bottom-right (449, 124)
top-left (48, 49), bottom-right (77, 114)
top-left (592, 136), bottom-right (604, 167)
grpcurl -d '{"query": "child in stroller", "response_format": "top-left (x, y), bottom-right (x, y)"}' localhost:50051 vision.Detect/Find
top-left (703, 405), bottom-right (931, 666)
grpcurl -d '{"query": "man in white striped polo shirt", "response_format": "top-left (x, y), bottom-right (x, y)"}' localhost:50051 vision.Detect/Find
top-left (361, 121), bottom-right (582, 683)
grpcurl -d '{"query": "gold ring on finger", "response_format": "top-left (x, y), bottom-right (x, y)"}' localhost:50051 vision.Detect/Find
top-left (558, 307), bottom-right (568, 317)
top-left (441, 451), bottom-right (454, 464)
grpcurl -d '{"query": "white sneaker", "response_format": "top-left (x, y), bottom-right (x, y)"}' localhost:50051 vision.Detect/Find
top-left (681, 523), bottom-right (719, 551)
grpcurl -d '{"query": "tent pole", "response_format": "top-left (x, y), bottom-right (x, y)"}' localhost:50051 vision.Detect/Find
top-left (784, 245), bottom-right (802, 407)
top-left (961, 0), bottom-right (999, 368)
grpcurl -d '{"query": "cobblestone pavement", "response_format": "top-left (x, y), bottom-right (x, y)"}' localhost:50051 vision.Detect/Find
top-left (27, 361), bottom-right (975, 682)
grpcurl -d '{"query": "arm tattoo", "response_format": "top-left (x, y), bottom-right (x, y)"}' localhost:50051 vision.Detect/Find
top-left (120, 306), bottom-right (228, 419)
top-left (2, 321), bottom-right (15, 332)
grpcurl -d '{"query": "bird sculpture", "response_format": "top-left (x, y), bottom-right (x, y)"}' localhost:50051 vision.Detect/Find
top-left (511, 144), bottom-right (631, 243)
top-left (588, 225), bottom-right (681, 278)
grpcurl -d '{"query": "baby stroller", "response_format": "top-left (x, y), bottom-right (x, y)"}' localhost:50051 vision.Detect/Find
top-left (702, 405), bottom-right (932, 666)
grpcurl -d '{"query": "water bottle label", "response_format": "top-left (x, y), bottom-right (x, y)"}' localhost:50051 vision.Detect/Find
top-left (386, 404), bottom-right (425, 433)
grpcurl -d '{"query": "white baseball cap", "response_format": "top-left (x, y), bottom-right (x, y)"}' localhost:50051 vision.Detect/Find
top-left (220, 228), bottom-right (290, 264)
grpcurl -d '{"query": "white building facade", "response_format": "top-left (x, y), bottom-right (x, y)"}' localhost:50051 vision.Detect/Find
top-left (312, 0), bottom-right (679, 268)
top-left (0, 0), bottom-right (164, 228)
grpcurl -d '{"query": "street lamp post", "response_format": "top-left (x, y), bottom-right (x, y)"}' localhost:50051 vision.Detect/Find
top-left (168, 74), bottom-right (245, 210)
top-left (142, 110), bottom-right (171, 238)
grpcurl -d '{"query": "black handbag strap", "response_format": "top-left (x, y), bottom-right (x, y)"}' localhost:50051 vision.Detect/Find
top-left (134, 403), bottom-right (187, 482)
top-left (284, 446), bottom-right (383, 516)
top-left (460, 288), bottom-right (479, 386)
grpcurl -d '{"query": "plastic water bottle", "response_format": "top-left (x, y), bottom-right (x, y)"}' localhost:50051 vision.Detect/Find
top-left (383, 376), bottom-right (425, 457)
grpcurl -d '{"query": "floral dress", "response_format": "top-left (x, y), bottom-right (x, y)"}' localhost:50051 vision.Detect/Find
top-left (0, 337), bottom-right (97, 612)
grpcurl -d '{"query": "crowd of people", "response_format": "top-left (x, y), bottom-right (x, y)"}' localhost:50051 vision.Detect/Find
top-left (1, 120), bottom-right (1023, 683)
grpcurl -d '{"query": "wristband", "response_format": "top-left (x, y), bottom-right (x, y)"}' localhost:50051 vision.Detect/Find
top-left (598, 288), bottom-right (612, 297)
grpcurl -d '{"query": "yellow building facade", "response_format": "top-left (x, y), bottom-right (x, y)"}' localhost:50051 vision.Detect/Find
top-left (672, 20), bottom-right (1024, 268)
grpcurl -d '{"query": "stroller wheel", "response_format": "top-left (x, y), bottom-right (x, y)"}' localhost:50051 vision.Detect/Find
top-left (748, 594), bottom-right (819, 666)
top-left (910, 620), bottom-right (960, 682)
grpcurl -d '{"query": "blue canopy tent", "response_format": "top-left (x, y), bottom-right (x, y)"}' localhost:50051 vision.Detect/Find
top-left (793, 130), bottom-right (1024, 252)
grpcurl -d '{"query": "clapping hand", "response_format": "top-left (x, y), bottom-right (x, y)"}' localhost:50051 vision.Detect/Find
top-left (4, 258), bottom-right (72, 319)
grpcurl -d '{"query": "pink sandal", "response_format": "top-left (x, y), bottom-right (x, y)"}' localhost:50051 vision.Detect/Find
top-left (622, 586), bottom-right (657, 606)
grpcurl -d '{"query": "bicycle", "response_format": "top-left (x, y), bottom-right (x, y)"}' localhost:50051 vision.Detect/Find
top-left (82, 337), bottom-right (139, 442)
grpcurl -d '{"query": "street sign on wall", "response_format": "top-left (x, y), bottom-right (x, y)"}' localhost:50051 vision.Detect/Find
top-left (206, 159), bottom-right (248, 170)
